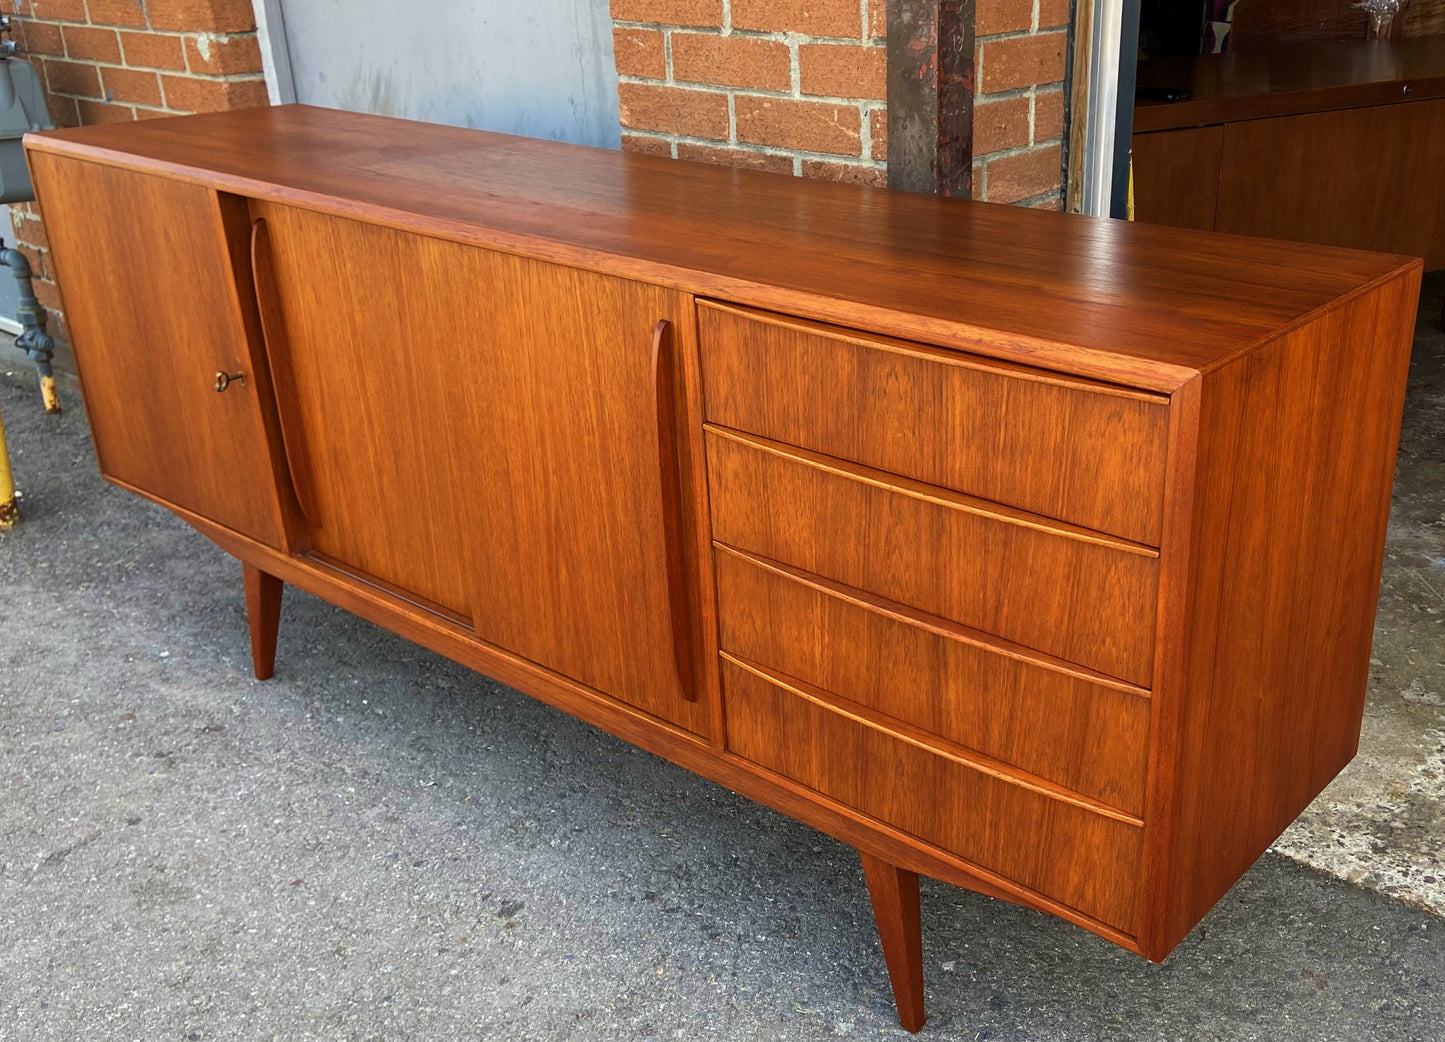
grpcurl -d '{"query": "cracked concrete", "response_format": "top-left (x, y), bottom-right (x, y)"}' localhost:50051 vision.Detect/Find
top-left (1, 280), bottom-right (1444, 1040)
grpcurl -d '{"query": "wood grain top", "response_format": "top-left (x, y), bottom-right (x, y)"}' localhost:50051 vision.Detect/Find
top-left (1136, 37), bottom-right (1445, 132)
top-left (26, 104), bottom-right (1416, 391)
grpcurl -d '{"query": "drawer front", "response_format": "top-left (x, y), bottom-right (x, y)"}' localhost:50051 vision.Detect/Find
top-left (706, 428), bottom-right (1160, 687)
top-left (715, 547), bottom-right (1151, 815)
top-left (699, 302), bottom-right (1171, 546)
top-left (723, 658), bottom-right (1143, 933)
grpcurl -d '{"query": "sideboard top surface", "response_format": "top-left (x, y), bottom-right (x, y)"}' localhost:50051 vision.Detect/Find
top-left (27, 104), bottom-right (1416, 391)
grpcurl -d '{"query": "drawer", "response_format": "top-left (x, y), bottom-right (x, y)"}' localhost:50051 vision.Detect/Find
top-left (715, 546), bottom-right (1151, 815)
top-left (722, 657), bottom-right (1143, 933)
top-left (698, 301), bottom-right (1171, 546)
top-left (706, 427), bottom-right (1160, 687)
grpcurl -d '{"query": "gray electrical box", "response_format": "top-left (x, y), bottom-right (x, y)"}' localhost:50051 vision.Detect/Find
top-left (0, 58), bottom-right (52, 204)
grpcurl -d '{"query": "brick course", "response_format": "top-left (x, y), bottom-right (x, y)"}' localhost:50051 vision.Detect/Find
top-left (612, 0), bottom-right (886, 182)
top-left (612, 0), bottom-right (1068, 205)
top-left (973, 0), bottom-right (1069, 208)
top-left (6, 0), bottom-right (272, 353)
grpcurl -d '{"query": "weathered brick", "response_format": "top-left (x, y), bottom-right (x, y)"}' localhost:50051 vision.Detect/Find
top-left (11, 211), bottom-right (48, 250)
top-left (732, 0), bottom-right (860, 38)
top-left (133, 106), bottom-right (174, 120)
top-left (618, 82), bottom-right (729, 138)
top-left (973, 95), bottom-right (1030, 156)
top-left (979, 32), bottom-right (1066, 94)
top-left (61, 24), bottom-right (121, 63)
top-left (44, 93), bottom-right (80, 128)
top-left (44, 58), bottom-right (102, 98)
top-left (1039, 0), bottom-right (1071, 30)
top-left (972, 159), bottom-right (984, 199)
top-left (870, 107), bottom-right (887, 160)
top-left (673, 33), bottom-right (789, 91)
top-left (27, 0), bottom-right (87, 21)
top-left (184, 32), bottom-right (263, 75)
top-left (800, 159), bottom-right (885, 186)
top-left (677, 142), bottom-right (794, 173)
top-left (120, 31), bottom-right (188, 71)
top-left (1029, 191), bottom-right (1063, 210)
top-left (798, 43), bottom-right (885, 100)
top-left (102, 66), bottom-right (163, 106)
top-left (160, 73), bottom-right (268, 113)
top-left (32, 275), bottom-right (65, 313)
top-left (735, 96), bottom-right (862, 156)
top-left (85, 0), bottom-right (148, 28)
top-left (148, 0), bottom-right (256, 33)
top-left (621, 133), bottom-right (673, 156)
top-left (1034, 87), bottom-right (1064, 142)
top-left (610, 0), bottom-right (723, 27)
top-left (867, 0), bottom-right (886, 39)
top-left (75, 97), bottom-right (137, 124)
top-left (612, 28), bottom-right (666, 80)
top-left (13, 243), bottom-right (49, 282)
top-left (16, 20), bottom-right (65, 58)
top-left (977, 0), bottom-right (1034, 36)
top-left (984, 143), bottom-right (1061, 203)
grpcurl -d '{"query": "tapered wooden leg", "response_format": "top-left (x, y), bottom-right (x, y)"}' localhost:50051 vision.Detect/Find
top-left (242, 562), bottom-right (283, 681)
top-left (860, 851), bottom-right (926, 1033)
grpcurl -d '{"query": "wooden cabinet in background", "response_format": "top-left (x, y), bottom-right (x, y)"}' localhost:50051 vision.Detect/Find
top-left (1133, 38), bottom-right (1445, 269)
top-left (26, 105), bottom-right (1421, 1032)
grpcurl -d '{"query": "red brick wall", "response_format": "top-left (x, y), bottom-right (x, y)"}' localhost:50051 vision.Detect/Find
top-left (974, 0), bottom-right (1068, 207)
top-left (613, 0), bottom-right (889, 185)
top-left (612, 0), bottom-right (1067, 206)
top-left (6, 0), bottom-right (270, 344)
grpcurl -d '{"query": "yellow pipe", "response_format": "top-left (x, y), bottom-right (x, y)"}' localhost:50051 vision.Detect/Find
top-left (0, 405), bottom-right (16, 531)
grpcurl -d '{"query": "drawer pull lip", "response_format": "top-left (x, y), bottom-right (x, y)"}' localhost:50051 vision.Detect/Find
top-left (705, 424), bottom-right (1161, 557)
top-left (723, 651), bottom-right (1146, 826)
top-left (653, 318), bottom-right (697, 703)
top-left (714, 543), bottom-right (1153, 698)
top-left (250, 217), bottom-right (322, 529)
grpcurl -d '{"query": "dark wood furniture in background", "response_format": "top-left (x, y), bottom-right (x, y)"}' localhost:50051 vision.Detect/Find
top-left (1133, 37), bottom-right (1445, 269)
top-left (25, 105), bottom-right (1420, 1031)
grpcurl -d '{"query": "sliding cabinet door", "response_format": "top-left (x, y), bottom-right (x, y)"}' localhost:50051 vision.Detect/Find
top-left (250, 201), bottom-right (709, 735)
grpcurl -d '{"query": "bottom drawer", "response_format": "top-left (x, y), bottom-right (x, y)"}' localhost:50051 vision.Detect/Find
top-left (722, 657), bottom-right (1143, 934)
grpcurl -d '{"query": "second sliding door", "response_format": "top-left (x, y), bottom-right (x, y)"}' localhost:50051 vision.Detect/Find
top-left (250, 202), bottom-right (711, 736)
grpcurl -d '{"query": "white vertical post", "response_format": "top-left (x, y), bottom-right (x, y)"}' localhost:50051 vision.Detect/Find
top-left (1080, 0), bottom-right (1123, 217)
top-left (252, 0), bottom-right (297, 105)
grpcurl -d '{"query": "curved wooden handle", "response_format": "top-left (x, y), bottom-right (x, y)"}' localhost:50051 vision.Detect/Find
top-left (653, 319), bottom-right (697, 702)
top-left (250, 218), bottom-right (322, 528)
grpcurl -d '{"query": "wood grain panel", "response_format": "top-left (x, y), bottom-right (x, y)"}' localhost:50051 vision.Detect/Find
top-left (1131, 126), bottom-right (1224, 234)
top-left (28, 153), bottom-right (286, 547)
top-left (455, 255), bottom-right (713, 736)
top-left (245, 201), bottom-right (477, 616)
top-left (26, 105), bottom-right (1418, 391)
top-left (699, 302), bottom-right (1170, 545)
top-left (706, 428), bottom-right (1160, 686)
top-left (722, 657), bottom-right (1144, 933)
top-left (714, 546), bottom-right (1151, 814)
top-left (1151, 266), bottom-right (1420, 957)
top-left (1216, 99), bottom-right (1445, 269)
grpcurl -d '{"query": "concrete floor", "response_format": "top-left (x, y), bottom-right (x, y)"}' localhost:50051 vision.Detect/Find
top-left (1, 281), bottom-right (1444, 1040)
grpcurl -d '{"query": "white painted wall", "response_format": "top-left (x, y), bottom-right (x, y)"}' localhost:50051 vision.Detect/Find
top-left (254, 0), bottom-right (622, 149)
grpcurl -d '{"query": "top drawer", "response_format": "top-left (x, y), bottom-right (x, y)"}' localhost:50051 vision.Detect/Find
top-left (699, 302), bottom-right (1171, 546)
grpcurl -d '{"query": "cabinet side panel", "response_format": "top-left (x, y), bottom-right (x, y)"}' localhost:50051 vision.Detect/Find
top-left (1157, 267), bottom-right (1420, 955)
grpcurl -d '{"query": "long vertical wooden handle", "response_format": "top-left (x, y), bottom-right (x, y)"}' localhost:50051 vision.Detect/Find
top-left (250, 218), bottom-right (322, 528)
top-left (652, 319), bottom-right (697, 702)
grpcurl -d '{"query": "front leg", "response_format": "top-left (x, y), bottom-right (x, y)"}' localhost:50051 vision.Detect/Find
top-left (242, 562), bottom-right (284, 680)
top-left (860, 850), bottom-right (926, 1033)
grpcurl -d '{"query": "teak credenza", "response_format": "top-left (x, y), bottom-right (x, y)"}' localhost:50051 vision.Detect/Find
top-left (25, 105), bottom-right (1420, 1031)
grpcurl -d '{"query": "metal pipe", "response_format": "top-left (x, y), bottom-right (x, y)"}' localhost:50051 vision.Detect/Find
top-left (0, 240), bottom-right (59, 414)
